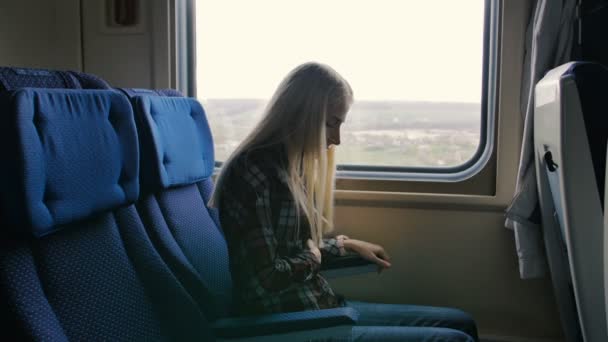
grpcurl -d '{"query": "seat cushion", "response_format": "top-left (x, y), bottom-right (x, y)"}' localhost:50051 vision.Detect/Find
top-left (0, 207), bottom-right (213, 341)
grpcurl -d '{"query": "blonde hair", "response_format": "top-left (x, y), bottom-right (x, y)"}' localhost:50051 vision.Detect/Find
top-left (209, 62), bottom-right (353, 245)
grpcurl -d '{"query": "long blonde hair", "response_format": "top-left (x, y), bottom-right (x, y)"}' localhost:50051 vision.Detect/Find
top-left (209, 62), bottom-right (353, 245)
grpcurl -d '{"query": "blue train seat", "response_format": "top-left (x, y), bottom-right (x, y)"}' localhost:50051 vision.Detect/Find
top-left (0, 88), bottom-right (212, 341)
top-left (128, 93), bottom-right (359, 341)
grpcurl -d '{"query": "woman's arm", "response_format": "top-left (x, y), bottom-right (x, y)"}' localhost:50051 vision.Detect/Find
top-left (320, 235), bottom-right (349, 258)
top-left (343, 239), bottom-right (392, 272)
top-left (320, 234), bottom-right (391, 272)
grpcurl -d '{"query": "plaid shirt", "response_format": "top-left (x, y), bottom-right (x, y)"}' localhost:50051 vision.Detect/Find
top-left (218, 145), bottom-right (347, 315)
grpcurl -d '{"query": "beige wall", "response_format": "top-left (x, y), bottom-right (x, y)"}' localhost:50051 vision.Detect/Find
top-left (81, 0), bottom-right (173, 89)
top-left (0, 0), bottom-right (173, 87)
top-left (0, 0), bottom-right (81, 70)
top-left (331, 208), bottom-right (560, 339)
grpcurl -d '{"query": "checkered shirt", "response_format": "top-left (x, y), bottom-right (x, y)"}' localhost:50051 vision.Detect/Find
top-left (218, 146), bottom-right (347, 315)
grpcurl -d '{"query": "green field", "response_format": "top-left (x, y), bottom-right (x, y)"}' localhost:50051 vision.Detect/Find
top-left (202, 99), bottom-right (481, 168)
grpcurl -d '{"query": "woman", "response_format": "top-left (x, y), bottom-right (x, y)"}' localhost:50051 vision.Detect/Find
top-left (210, 62), bottom-right (478, 341)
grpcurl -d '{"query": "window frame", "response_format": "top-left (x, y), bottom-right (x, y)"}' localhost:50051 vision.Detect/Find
top-left (188, 0), bottom-right (500, 184)
top-left (338, 0), bottom-right (498, 182)
top-left (175, 0), bottom-right (196, 95)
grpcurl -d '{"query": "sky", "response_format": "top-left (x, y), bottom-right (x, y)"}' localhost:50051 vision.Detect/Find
top-left (195, 1), bottom-right (485, 103)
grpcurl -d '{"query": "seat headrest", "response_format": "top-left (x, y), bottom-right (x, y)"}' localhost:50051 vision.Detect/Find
top-left (0, 67), bottom-right (80, 91)
top-left (0, 88), bottom-right (139, 237)
top-left (120, 88), bottom-right (184, 98)
top-left (133, 96), bottom-right (214, 192)
top-left (68, 70), bottom-right (111, 89)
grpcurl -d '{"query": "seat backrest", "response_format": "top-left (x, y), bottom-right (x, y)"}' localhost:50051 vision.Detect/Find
top-left (0, 88), bottom-right (211, 341)
top-left (0, 67), bottom-right (110, 91)
top-left (534, 61), bottom-right (608, 342)
top-left (128, 93), bottom-right (234, 320)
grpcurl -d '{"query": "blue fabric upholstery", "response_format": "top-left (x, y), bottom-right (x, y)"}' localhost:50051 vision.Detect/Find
top-left (112, 205), bottom-right (213, 341)
top-left (0, 67), bottom-right (80, 91)
top-left (130, 93), bottom-right (233, 320)
top-left (0, 67), bottom-right (113, 91)
top-left (136, 194), bottom-right (224, 318)
top-left (0, 209), bottom-right (212, 341)
top-left (120, 87), bottom-right (184, 98)
top-left (157, 89), bottom-right (186, 97)
top-left (131, 92), bottom-right (356, 340)
top-left (0, 85), bottom-right (212, 341)
top-left (0, 240), bottom-right (68, 341)
top-left (133, 95), bottom-right (215, 191)
top-left (31, 214), bottom-right (166, 340)
top-left (137, 186), bottom-right (233, 320)
top-left (68, 70), bottom-right (111, 89)
top-left (212, 307), bottom-right (359, 338)
top-left (0, 89), bottom-right (139, 237)
top-left (198, 178), bottom-right (222, 230)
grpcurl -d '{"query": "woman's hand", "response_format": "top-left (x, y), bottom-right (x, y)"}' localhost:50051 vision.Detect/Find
top-left (307, 239), bottom-right (322, 264)
top-left (344, 239), bottom-right (391, 273)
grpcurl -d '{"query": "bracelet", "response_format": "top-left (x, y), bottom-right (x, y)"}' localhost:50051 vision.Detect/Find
top-left (336, 235), bottom-right (349, 256)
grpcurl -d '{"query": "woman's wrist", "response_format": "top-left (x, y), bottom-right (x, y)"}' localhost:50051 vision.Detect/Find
top-left (337, 235), bottom-right (351, 255)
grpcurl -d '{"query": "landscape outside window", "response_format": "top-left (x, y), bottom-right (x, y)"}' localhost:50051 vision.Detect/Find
top-left (196, 1), bottom-right (485, 168)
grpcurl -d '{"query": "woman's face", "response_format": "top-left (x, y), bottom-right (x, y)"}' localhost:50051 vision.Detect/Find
top-left (326, 109), bottom-right (348, 147)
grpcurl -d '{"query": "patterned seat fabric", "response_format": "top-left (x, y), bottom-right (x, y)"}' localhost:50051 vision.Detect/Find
top-left (128, 92), bottom-right (360, 340)
top-left (0, 67), bottom-right (112, 91)
top-left (129, 94), bottom-right (234, 320)
top-left (0, 88), bottom-right (212, 341)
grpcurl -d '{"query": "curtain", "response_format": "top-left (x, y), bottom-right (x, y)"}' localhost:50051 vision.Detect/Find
top-left (505, 0), bottom-right (578, 279)
top-left (506, 1), bottom-right (580, 340)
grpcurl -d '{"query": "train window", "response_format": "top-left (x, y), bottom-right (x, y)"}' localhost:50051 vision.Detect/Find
top-left (195, 0), bottom-right (493, 178)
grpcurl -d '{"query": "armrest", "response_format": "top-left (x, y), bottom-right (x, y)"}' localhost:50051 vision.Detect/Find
top-left (321, 254), bottom-right (374, 270)
top-left (321, 254), bottom-right (377, 279)
top-left (211, 307), bottom-right (359, 338)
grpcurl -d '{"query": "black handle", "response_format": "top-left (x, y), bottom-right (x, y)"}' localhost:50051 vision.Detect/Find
top-left (544, 151), bottom-right (559, 172)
